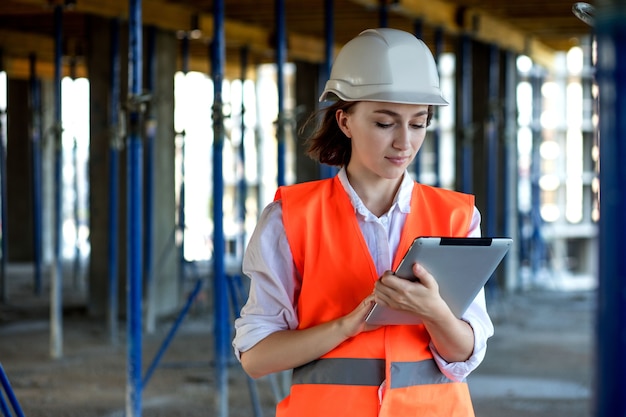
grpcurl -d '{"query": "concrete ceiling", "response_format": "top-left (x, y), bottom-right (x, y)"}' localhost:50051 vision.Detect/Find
top-left (0, 0), bottom-right (594, 79)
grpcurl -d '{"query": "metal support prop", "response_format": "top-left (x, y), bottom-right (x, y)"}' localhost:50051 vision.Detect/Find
top-left (485, 44), bottom-right (500, 298)
top-left (595, 2), bottom-right (626, 415)
top-left (178, 34), bottom-right (188, 288)
top-left (142, 278), bottom-right (203, 387)
top-left (237, 45), bottom-right (248, 257)
top-left (0, 50), bottom-right (8, 303)
top-left (503, 50), bottom-right (520, 292)
top-left (378, 0), bottom-right (388, 27)
top-left (432, 27), bottom-right (443, 187)
top-left (459, 34), bottom-right (473, 194)
top-left (108, 17), bottom-right (121, 346)
top-left (144, 26), bottom-right (157, 334)
top-left (485, 44), bottom-right (499, 238)
top-left (529, 68), bottom-right (544, 276)
top-left (211, 1), bottom-right (228, 416)
top-left (319, 0), bottom-right (335, 180)
top-left (0, 363), bottom-right (26, 417)
top-left (227, 274), bottom-right (263, 417)
top-left (275, 0), bottom-right (286, 187)
top-left (412, 19), bottom-right (423, 180)
top-left (126, 0), bottom-right (144, 415)
top-left (50, 4), bottom-right (64, 360)
top-left (70, 57), bottom-right (81, 290)
top-left (29, 54), bottom-right (43, 297)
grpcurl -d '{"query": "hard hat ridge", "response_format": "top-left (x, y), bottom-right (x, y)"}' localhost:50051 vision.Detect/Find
top-left (319, 28), bottom-right (448, 106)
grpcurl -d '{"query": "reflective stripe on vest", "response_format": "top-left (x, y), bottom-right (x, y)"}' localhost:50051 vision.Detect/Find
top-left (293, 358), bottom-right (385, 386)
top-left (293, 358), bottom-right (455, 388)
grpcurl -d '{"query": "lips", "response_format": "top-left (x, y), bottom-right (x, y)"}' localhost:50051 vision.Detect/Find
top-left (386, 156), bottom-right (410, 165)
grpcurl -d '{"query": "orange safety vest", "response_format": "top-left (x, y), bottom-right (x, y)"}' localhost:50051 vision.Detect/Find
top-left (274, 176), bottom-right (476, 417)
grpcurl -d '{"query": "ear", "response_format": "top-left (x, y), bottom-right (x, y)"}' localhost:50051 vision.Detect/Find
top-left (335, 109), bottom-right (352, 138)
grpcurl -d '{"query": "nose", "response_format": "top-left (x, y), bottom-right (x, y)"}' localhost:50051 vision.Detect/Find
top-left (392, 127), bottom-right (411, 150)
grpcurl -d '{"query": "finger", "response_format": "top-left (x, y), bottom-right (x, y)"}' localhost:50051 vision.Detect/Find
top-left (361, 294), bottom-right (376, 308)
top-left (412, 263), bottom-right (436, 288)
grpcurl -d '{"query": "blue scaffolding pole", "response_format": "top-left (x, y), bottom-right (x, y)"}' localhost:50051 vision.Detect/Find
top-left (50, 4), bottom-right (64, 360)
top-left (178, 34), bottom-right (189, 289)
top-left (595, 1), bottom-right (626, 415)
top-left (529, 67), bottom-right (545, 277)
top-left (211, 1), bottom-right (228, 416)
top-left (412, 19), bottom-right (423, 180)
top-left (503, 50), bottom-right (520, 292)
top-left (29, 54), bottom-right (43, 298)
top-left (319, 0), bottom-right (336, 180)
top-left (0, 49), bottom-right (8, 303)
top-left (70, 57), bottom-right (82, 290)
top-left (459, 34), bottom-right (473, 194)
top-left (275, 0), bottom-right (286, 187)
top-left (485, 44), bottom-right (500, 239)
top-left (432, 27), bottom-right (443, 188)
top-left (107, 17), bottom-right (121, 346)
top-left (126, 0), bottom-right (144, 415)
top-left (237, 45), bottom-right (248, 257)
top-left (0, 363), bottom-right (26, 417)
top-left (378, 0), bottom-right (388, 27)
top-left (144, 26), bottom-right (157, 333)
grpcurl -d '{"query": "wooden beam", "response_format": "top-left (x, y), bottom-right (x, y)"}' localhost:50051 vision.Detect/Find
top-left (4, 0), bottom-right (336, 74)
top-left (348, 0), bottom-right (556, 69)
top-left (0, 29), bottom-right (55, 61)
top-left (465, 10), bottom-right (555, 68)
top-left (3, 55), bottom-right (88, 80)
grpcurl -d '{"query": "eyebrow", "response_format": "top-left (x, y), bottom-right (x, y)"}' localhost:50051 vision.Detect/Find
top-left (373, 109), bottom-right (429, 118)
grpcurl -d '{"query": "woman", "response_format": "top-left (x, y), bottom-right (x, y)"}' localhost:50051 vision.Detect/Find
top-left (233, 28), bottom-right (493, 416)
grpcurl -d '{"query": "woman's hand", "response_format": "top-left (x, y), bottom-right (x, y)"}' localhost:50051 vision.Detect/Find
top-left (373, 263), bottom-right (475, 363)
top-left (338, 293), bottom-right (380, 338)
top-left (240, 294), bottom-right (380, 379)
top-left (374, 263), bottom-right (450, 321)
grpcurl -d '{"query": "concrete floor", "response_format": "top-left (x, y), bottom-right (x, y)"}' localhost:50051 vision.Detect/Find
top-left (0, 263), bottom-right (595, 416)
top-left (471, 289), bottom-right (594, 417)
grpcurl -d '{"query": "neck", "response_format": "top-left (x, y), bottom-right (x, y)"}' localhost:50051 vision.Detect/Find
top-left (346, 169), bottom-right (403, 217)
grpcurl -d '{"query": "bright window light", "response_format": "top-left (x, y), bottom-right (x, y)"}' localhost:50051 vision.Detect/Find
top-left (541, 204), bottom-right (561, 222)
top-left (567, 46), bottom-right (584, 75)
top-left (0, 71), bottom-right (6, 110)
top-left (540, 140), bottom-right (560, 159)
top-left (565, 128), bottom-right (583, 223)
top-left (517, 82), bottom-right (533, 126)
top-left (517, 55), bottom-right (533, 73)
top-left (539, 174), bottom-right (560, 191)
top-left (566, 82), bottom-right (583, 129)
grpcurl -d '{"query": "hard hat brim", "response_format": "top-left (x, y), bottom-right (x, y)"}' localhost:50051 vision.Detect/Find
top-left (319, 89), bottom-right (449, 106)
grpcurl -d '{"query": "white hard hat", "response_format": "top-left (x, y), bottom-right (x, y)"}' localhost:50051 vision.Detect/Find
top-left (319, 28), bottom-right (448, 106)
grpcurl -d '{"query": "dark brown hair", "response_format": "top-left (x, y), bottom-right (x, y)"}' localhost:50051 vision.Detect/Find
top-left (301, 100), bottom-right (357, 167)
top-left (301, 100), bottom-right (434, 167)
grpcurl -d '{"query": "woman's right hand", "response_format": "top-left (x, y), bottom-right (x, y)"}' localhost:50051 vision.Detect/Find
top-left (241, 294), bottom-right (380, 379)
top-left (338, 294), bottom-right (380, 338)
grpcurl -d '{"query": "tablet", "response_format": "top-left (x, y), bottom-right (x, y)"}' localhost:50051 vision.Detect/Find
top-left (365, 237), bottom-right (512, 325)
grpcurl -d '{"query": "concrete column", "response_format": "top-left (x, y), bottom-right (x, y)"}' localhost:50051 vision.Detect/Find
top-left (294, 61), bottom-right (321, 183)
top-left (7, 78), bottom-right (54, 267)
top-left (87, 16), bottom-right (178, 320)
top-left (6, 79), bottom-right (33, 262)
top-left (146, 28), bottom-right (178, 320)
top-left (88, 15), bottom-right (118, 317)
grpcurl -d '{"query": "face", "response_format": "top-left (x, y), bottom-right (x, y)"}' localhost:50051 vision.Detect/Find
top-left (336, 101), bottom-right (429, 181)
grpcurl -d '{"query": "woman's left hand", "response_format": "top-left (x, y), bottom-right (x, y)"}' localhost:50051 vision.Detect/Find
top-left (374, 262), bottom-right (475, 362)
top-left (373, 263), bottom-right (451, 321)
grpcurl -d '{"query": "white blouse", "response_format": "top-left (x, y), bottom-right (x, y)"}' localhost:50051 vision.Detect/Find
top-left (233, 168), bottom-right (494, 382)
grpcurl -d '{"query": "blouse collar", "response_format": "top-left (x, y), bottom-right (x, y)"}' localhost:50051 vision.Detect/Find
top-left (337, 167), bottom-right (414, 218)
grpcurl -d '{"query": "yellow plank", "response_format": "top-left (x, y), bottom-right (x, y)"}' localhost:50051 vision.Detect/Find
top-left (348, 0), bottom-right (556, 69)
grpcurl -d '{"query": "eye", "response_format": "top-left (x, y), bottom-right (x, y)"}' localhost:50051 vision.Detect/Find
top-left (375, 122), bottom-right (392, 128)
top-left (411, 123), bottom-right (426, 129)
